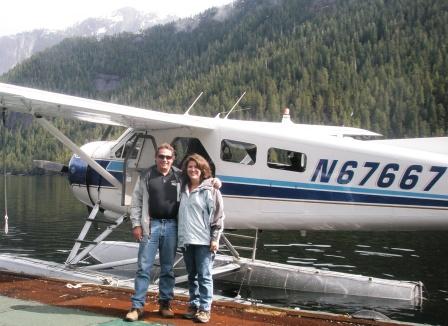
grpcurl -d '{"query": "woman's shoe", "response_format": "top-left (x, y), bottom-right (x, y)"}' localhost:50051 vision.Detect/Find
top-left (195, 310), bottom-right (211, 323)
top-left (125, 308), bottom-right (144, 322)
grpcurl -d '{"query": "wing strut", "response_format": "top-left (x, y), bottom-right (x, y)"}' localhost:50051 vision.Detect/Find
top-left (65, 204), bottom-right (126, 265)
top-left (35, 116), bottom-right (122, 188)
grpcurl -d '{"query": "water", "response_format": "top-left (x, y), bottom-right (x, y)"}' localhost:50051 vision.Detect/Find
top-left (1, 175), bottom-right (447, 325)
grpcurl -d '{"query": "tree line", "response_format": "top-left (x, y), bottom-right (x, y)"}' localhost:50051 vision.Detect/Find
top-left (1, 0), bottom-right (447, 173)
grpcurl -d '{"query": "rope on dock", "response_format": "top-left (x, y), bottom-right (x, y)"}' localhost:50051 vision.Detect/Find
top-left (65, 276), bottom-right (134, 289)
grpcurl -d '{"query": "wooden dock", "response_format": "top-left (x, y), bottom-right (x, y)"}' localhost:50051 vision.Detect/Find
top-left (0, 272), bottom-right (415, 325)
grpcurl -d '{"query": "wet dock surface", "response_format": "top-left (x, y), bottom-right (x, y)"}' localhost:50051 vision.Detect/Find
top-left (0, 272), bottom-right (413, 325)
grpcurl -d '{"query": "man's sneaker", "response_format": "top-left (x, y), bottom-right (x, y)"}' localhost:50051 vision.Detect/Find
top-left (125, 308), bottom-right (144, 322)
top-left (183, 305), bottom-right (198, 319)
top-left (159, 301), bottom-right (175, 318)
top-left (195, 310), bottom-right (211, 323)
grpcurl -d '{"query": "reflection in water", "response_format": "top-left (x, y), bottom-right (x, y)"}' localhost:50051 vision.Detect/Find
top-left (354, 250), bottom-right (403, 257)
top-left (0, 176), bottom-right (448, 325)
top-left (254, 230), bottom-right (448, 325)
top-left (0, 175), bottom-right (132, 262)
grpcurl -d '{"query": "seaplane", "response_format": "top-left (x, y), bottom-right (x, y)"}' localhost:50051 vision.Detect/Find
top-left (1, 82), bottom-right (447, 311)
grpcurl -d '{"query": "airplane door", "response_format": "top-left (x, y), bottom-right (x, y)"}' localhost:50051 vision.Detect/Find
top-left (121, 134), bottom-right (157, 206)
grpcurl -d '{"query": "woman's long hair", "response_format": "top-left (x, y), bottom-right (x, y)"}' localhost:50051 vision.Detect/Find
top-left (182, 154), bottom-right (212, 185)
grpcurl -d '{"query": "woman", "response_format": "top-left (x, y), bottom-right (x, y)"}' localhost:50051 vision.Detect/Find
top-left (178, 154), bottom-right (224, 323)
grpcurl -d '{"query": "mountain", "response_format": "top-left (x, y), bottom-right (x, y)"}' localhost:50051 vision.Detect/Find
top-left (1, 0), bottom-right (447, 173)
top-left (0, 7), bottom-right (176, 74)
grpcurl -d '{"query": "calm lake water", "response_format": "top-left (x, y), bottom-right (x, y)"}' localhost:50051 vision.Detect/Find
top-left (0, 175), bottom-right (447, 325)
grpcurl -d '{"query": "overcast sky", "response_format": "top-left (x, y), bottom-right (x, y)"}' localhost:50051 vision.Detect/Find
top-left (0, 0), bottom-right (234, 37)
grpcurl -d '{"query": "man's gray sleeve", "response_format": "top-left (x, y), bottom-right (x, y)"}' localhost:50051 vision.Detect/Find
top-left (130, 175), bottom-right (143, 228)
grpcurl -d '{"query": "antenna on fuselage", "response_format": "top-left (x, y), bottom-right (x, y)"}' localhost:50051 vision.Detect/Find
top-left (223, 92), bottom-right (246, 119)
top-left (184, 92), bottom-right (203, 115)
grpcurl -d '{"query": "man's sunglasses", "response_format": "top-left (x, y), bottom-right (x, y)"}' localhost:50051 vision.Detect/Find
top-left (157, 154), bottom-right (173, 160)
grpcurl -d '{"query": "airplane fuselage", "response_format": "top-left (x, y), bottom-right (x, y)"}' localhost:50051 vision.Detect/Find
top-left (67, 118), bottom-right (448, 231)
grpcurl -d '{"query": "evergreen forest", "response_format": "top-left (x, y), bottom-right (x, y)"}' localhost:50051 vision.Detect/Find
top-left (1, 0), bottom-right (447, 173)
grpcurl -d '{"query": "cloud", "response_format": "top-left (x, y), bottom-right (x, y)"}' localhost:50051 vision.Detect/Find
top-left (173, 2), bottom-right (235, 33)
top-left (212, 3), bottom-right (235, 22)
top-left (174, 18), bottom-right (200, 33)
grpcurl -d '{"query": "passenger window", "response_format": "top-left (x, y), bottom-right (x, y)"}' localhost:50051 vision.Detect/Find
top-left (171, 137), bottom-right (215, 175)
top-left (221, 139), bottom-right (257, 165)
top-left (267, 148), bottom-right (307, 172)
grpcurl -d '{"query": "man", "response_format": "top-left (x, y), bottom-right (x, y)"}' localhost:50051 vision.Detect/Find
top-left (125, 143), bottom-right (220, 321)
top-left (125, 143), bottom-right (181, 321)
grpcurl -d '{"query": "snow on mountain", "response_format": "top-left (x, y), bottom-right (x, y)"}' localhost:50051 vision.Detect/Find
top-left (0, 7), bottom-right (176, 74)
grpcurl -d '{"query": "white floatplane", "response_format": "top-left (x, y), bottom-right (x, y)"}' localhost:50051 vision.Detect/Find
top-left (1, 82), bottom-right (447, 308)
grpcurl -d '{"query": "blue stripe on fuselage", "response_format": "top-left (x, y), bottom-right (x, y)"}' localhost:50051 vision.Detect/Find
top-left (218, 175), bottom-right (448, 200)
top-left (106, 160), bottom-right (124, 172)
top-left (217, 175), bottom-right (448, 208)
top-left (222, 181), bottom-right (448, 208)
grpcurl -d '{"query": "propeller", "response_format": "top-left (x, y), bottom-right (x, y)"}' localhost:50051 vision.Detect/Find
top-left (33, 160), bottom-right (69, 173)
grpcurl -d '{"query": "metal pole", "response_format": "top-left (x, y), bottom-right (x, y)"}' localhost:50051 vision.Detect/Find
top-left (252, 228), bottom-right (258, 262)
top-left (2, 108), bottom-right (8, 234)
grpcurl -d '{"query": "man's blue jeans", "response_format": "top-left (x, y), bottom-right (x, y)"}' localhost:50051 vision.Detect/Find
top-left (182, 244), bottom-right (214, 311)
top-left (131, 219), bottom-right (177, 309)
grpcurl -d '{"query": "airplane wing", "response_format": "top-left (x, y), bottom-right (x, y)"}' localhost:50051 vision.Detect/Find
top-left (0, 82), bottom-right (215, 130)
top-left (0, 82), bottom-right (383, 138)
